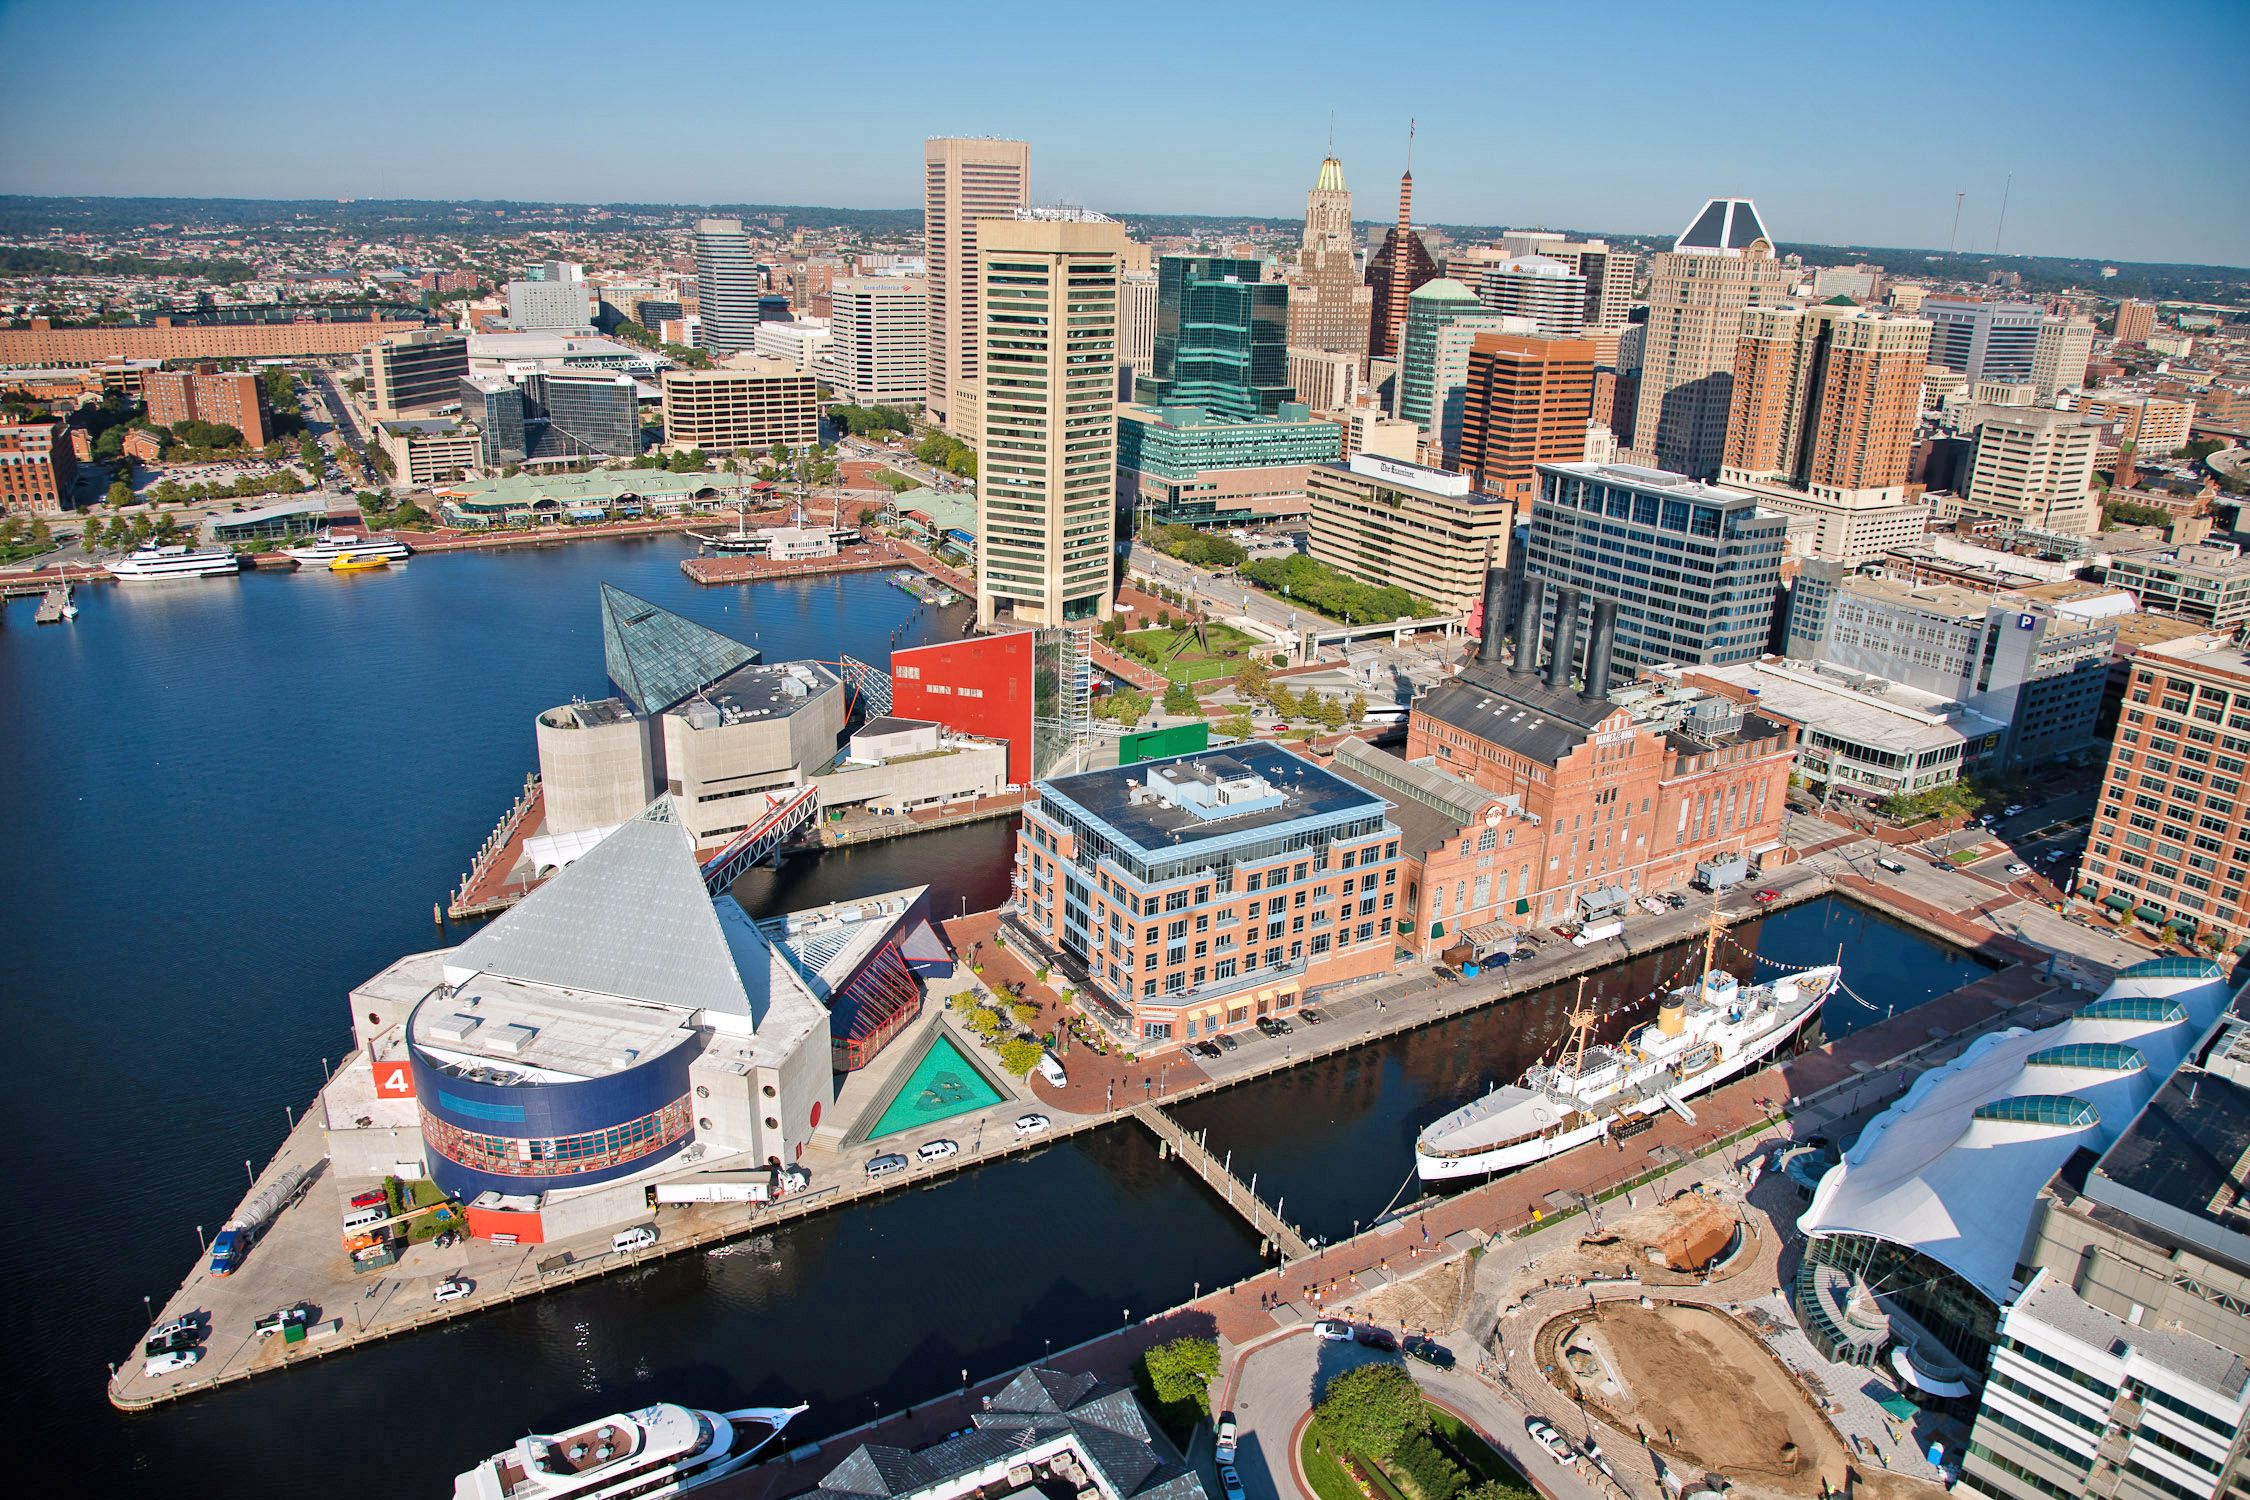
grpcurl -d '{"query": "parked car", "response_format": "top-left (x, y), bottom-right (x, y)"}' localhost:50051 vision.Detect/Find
top-left (1874, 856), bottom-right (1908, 874)
top-left (1354, 1324), bottom-right (1397, 1350)
top-left (432, 1277), bottom-right (473, 1304)
top-left (1215, 1415), bottom-right (1237, 1465)
top-left (1314, 1319), bottom-right (1355, 1341)
top-left (1753, 889), bottom-right (1780, 904)
top-left (1524, 1417), bottom-right (1573, 1463)
top-left (915, 1138), bottom-right (960, 1162)
top-left (348, 1188), bottom-right (388, 1210)
top-left (144, 1328), bottom-right (200, 1358)
top-left (1218, 1465), bottom-right (1246, 1500)
top-left (144, 1314), bottom-right (203, 1345)
top-left (2006, 862), bottom-right (2031, 876)
top-left (1014, 1113), bottom-right (1052, 1136)
top-left (2046, 849), bottom-right (2068, 862)
top-left (1214, 1032), bottom-right (1239, 1052)
top-left (780, 1164), bottom-right (812, 1193)
top-left (1255, 1016), bottom-right (1282, 1036)
top-left (612, 1225), bottom-right (659, 1253)
top-left (1401, 1334), bottom-right (1454, 1368)
top-left (1549, 924), bottom-right (1578, 939)
top-left (2004, 804), bottom-right (2025, 817)
top-left (865, 1153), bottom-right (911, 1179)
top-left (144, 1348), bottom-right (203, 1378)
top-left (1298, 1007), bottom-right (1326, 1025)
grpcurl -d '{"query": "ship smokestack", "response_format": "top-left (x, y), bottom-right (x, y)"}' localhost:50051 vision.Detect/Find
top-left (1546, 587), bottom-right (1582, 692)
top-left (1477, 567), bottom-right (1509, 663)
top-left (1581, 598), bottom-right (1620, 701)
top-left (1511, 577), bottom-right (1545, 676)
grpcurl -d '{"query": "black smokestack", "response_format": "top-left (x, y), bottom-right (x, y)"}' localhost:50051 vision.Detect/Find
top-left (1582, 598), bottom-right (1619, 701)
top-left (1511, 576), bottom-right (1546, 676)
top-left (1546, 586), bottom-right (1582, 692)
top-left (1477, 567), bottom-right (1509, 663)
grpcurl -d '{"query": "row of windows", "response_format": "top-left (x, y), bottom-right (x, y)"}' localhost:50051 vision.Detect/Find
top-left (423, 1097), bottom-right (693, 1178)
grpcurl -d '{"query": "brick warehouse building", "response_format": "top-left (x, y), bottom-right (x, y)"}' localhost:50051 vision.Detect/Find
top-left (142, 363), bottom-right (271, 448)
top-left (1403, 570), bottom-right (1799, 931)
top-left (1014, 743), bottom-right (1402, 1043)
top-left (2080, 633), bottom-right (2250, 951)
top-left (0, 418), bottom-right (78, 513)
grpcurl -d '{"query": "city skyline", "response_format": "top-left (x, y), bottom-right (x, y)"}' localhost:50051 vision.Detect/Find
top-left (0, 0), bottom-right (2242, 266)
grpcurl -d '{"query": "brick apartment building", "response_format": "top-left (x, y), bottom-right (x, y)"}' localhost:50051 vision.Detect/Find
top-left (1402, 570), bottom-right (1799, 931)
top-left (142, 363), bottom-right (270, 447)
top-left (0, 418), bottom-right (80, 513)
top-left (2080, 633), bottom-right (2250, 950)
top-left (1014, 742), bottom-right (1402, 1043)
top-left (0, 311), bottom-right (427, 367)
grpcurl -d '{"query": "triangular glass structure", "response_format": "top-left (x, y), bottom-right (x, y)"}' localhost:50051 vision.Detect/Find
top-left (599, 582), bottom-right (758, 715)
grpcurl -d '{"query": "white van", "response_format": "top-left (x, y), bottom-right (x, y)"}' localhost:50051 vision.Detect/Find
top-left (611, 1225), bottom-right (658, 1254)
top-left (340, 1205), bottom-right (389, 1236)
top-left (1037, 1052), bottom-right (1067, 1087)
top-left (1874, 855), bottom-right (1909, 874)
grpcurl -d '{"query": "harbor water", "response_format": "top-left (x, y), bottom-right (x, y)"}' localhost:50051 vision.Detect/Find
top-left (0, 539), bottom-right (1991, 1496)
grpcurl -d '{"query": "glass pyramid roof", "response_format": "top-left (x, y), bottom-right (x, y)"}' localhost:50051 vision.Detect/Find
top-left (599, 583), bottom-right (758, 716)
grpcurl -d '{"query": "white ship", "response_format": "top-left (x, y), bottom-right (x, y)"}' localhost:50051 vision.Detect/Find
top-left (453, 1401), bottom-right (806, 1500)
top-left (1415, 915), bottom-right (1837, 1182)
top-left (107, 544), bottom-right (242, 582)
top-left (285, 532), bottom-right (411, 567)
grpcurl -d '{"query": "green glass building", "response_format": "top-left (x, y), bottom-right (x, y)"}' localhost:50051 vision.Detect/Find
top-left (1116, 402), bottom-right (1342, 529)
top-left (1397, 278), bottom-right (1505, 433)
top-left (1136, 255), bottom-right (1293, 420)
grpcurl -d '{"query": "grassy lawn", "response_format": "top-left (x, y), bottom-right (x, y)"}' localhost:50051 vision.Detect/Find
top-left (1301, 1410), bottom-right (1536, 1500)
top-left (1120, 623), bottom-right (1259, 686)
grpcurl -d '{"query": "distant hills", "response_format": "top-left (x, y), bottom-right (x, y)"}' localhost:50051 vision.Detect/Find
top-left (0, 195), bottom-right (2241, 306)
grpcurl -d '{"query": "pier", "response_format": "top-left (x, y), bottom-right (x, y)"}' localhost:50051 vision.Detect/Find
top-left (681, 551), bottom-right (898, 586)
top-left (1133, 1105), bottom-right (1311, 1259)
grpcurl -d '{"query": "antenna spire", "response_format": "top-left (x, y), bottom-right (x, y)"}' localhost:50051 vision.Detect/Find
top-left (1406, 117), bottom-right (1416, 174)
top-left (1327, 112), bottom-right (1335, 154)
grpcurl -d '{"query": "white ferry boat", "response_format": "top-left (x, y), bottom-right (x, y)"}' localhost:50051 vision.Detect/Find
top-left (285, 532), bottom-right (411, 567)
top-left (107, 544), bottom-right (242, 582)
top-left (453, 1401), bottom-right (805, 1500)
top-left (1415, 916), bottom-right (1837, 1182)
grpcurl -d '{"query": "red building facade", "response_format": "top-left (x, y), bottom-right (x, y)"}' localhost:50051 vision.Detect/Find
top-left (891, 633), bottom-right (1038, 785)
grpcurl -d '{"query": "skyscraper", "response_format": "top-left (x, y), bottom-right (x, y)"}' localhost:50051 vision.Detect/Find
top-left (974, 210), bottom-right (1126, 629)
top-left (1959, 406), bottom-right (2100, 535)
top-left (1394, 279), bottom-right (1509, 438)
top-left (693, 219), bottom-right (762, 358)
top-left (825, 276), bottom-right (927, 408)
top-left (1286, 155), bottom-right (1373, 361)
top-left (2110, 298), bottom-right (2156, 345)
top-left (1628, 197), bottom-right (1790, 481)
top-left (1366, 165), bottom-right (1439, 361)
top-left (924, 137), bottom-right (1031, 439)
top-left (2030, 314), bottom-right (2095, 398)
top-left (1118, 271), bottom-right (1159, 397)
top-left (1722, 302), bottom-right (1930, 492)
top-left (1476, 255), bottom-right (1588, 340)
top-left (1921, 297), bottom-right (2043, 383)
top-left (1137, 255), bottom-right (1292, 420)
top-left (1458, 333), bottom-right (1597, 503)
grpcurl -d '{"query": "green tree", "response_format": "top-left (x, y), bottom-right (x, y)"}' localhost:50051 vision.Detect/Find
top-left (1236, 656), bottom-right (1270, 699)
top-left (996, 1037), bottom-right (1044, 1076)
top-left (262, 365), bottom-right (297, 408)
top-left (1220, 711), bottom-right (1253, 739)
top-left (1315, 1363), bottom-right (1428, 1461)
top-left (129, 513), bottom-right (153, 543)
top-left (29, 516), bottom-right (51, 550)
top-left (1268, 684), bottom-right (1299, 718)
top-left (1316, 693), bottom-right (1347, 730)
top-left (1139, 1336), bottom-right (1220, 1411)
top-left (1347, 693), bottom-right (1369, 724)
top-left (106, 479), bottom-right (132, 508)
top-left (1163, 681), bottom-right (1199, 716)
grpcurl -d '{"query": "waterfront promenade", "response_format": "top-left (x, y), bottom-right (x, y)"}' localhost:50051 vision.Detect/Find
top-left (108, 814), bottom-right (2116, 1413)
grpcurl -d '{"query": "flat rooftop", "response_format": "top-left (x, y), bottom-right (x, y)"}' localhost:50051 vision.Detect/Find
top-left (1039, 742), bottom-right (1384, 854)
top-left (1541, 459), bottom-right (1760, 506)
top-left (1693, 658), bottom-right (2003, 753)
top-left (1839, 574), bottom-right (1999, 622)
top-left (687, 660), bottom-right (839, 726)
top-left (547, 697), bottom-right (636, 730)
top-left (2140, 632), bottom-right (2250, 680)
top-left (2011, 1269), bottom-right (2250, 1398)
top-left (411, 972), bottom-right (697, 1083)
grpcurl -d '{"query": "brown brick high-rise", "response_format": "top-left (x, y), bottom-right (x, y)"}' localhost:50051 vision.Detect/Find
top-left (1458, 333), bottom-right (1596, 503)
top-left (143, 363), bottom-right (271, 448)
top-left (1724, 303), bottom-right (1928, 491)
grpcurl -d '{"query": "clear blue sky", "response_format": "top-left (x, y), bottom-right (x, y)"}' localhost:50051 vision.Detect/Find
top-left (2, 0), bottom-right (2244, 266)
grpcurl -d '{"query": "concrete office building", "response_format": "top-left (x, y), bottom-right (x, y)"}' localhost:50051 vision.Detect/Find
top-left (693, 219), bottom-right (764, 358)
top-left (1723, 302), bottom-right (1930, 492)
top-left (379, 418), bottom-right (480, 485)
top-left (973, 209), bottom-right (1126, 629)
top-left (1523, 461), bottom-right (1787, 670)
top-left (365, 329), bottom-right (470, 417)
top-left (2112, 298), bottom-right (2158, 345)
top-left (1457, 333), bottom-right (1596, 504)
top-left (1961, 406), bottom-right (2102, 535)
top-left (1287, 346), bottom-right (1357, 413)
top-left (825, 277), bottom-right (927, 408)
top-left (1924, 297), bottom-right (2045, 383)
top-left (2030, 315), bottom-right (2095, 398)
top-left (1541, 239), bottom-right (1636, 330)
top-left (1316, 398), bottom-right (1420, 464)
top-left (924, 137), bottom-right (1031, 438)
top-left (1783, 569), bottom-right (2113, 765)
top-left (1630, 197), bottom-right (1791, 480)
top-left (632, 298), bottom-right (683, 332)
top-left (2106, 543), bottom-right (2250, 629)
top-left (1306, 451), bottom-right (1515, 617)
top-left (659, 359), bottom-right (817, 455)
top-left (1014, 743), bottom-right (1403, 1042)
top-left (1138, 255), bottom-right (1292, 420)
top-left (142, 364), bottom-right (271, 448)
top-left (1286, 155), bottom-right (1373, 361)
top-left (1394, 279), bottom-right (1511, 435)
top-left (0, 418), bottom-right (77, 514)
top-left (1727, 476), bottom-right (1931, 567)
top-left (1116, 402), bottom-right (1340, 530)
top-left (505, 271), bottom-right (594, 332)
top-left (1810, 265), bottom-right (1880, 301)
top-left (1118, 271), bottom-right (1160, 397)
top-left (1475, 255), bottom-right (1587, 340)
top-left (1405, 577), bottom-right (1798, 928)
top-left (753, 318), bottom-right (832, 374)
top-left (1694, 656), bottom-right (2003, 797)
top-left (2083, 636), bottom-right (2250, 948)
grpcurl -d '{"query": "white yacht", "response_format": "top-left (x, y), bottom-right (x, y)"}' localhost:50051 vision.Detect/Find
top-left (453, 1401), bottom-right (805, 1500)
top-left (285, 532), bottom-right (411, 567)
top-left (107, 544), bottom-right (242, 582)
top-left (1415, 917), bottom-right (1837, 1182)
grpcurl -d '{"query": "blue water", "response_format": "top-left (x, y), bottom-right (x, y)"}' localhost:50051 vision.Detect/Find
top-left (0, 541), bottom-right (1267, 1498)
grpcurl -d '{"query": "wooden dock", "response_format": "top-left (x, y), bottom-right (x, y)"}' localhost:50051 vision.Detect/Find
top-left (34, 586), bottom-right (68, 623)
top-left (1132, 1104), bottom-right (1312, 1258)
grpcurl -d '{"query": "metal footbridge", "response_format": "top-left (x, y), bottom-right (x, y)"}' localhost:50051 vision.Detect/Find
top-left (701, 785), bottom-right (820, 891)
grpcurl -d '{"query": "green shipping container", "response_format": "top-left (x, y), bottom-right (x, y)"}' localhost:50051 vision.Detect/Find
top-left (1118, 722), bottom-right (1211, 766)
top-left (282, 1321), bottom-right (308, 1345)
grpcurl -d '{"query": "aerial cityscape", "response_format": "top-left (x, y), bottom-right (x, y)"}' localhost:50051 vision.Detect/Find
top-left (6, 4), bottom-right (2250, 1499)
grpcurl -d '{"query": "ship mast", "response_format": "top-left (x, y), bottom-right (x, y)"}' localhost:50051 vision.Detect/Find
top-left (1701, 893), bottom-right (1725, 998)
top-left (1561, 976), bottom-right (1596, 1076)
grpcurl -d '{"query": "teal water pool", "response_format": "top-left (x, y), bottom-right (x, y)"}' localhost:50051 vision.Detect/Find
top-left (865, 1032), bottom-right (1009, 1140)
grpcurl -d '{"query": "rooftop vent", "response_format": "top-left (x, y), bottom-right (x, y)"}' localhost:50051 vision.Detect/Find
top-left (487, 1022), bottom-right (540, 1056)
top-left (429, 1012), bottom-right (482, 1043)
